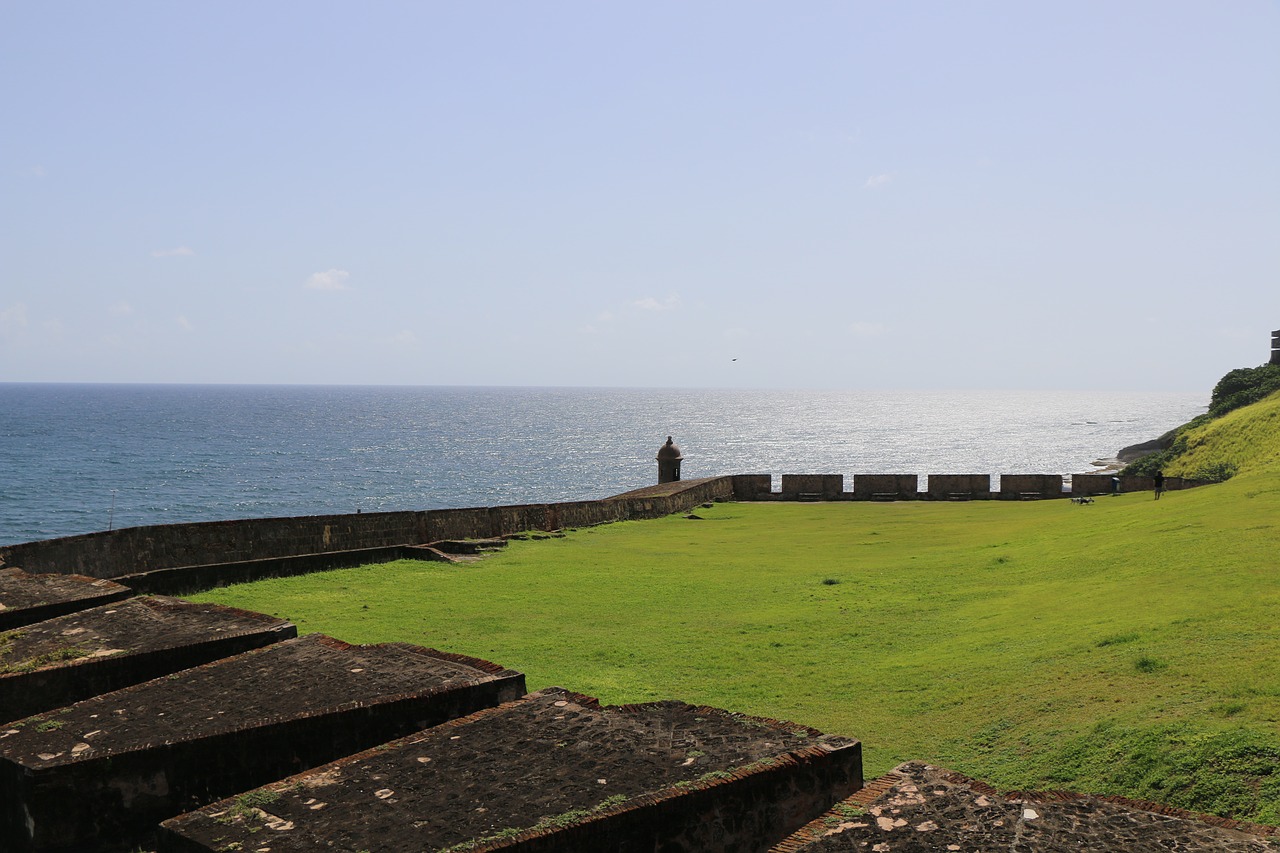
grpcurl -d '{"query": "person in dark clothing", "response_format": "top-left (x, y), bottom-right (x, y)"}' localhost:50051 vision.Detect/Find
top-left (1154, 470), bottom-right (1165, 500)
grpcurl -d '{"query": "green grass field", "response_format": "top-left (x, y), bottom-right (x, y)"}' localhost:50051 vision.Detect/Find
top-left (192, 393), bottom-right (1280, 823)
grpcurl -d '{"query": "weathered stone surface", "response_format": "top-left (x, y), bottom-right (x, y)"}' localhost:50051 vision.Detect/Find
top-left (0, 634), bottom-right (524, 852)
top-left (998, 473), bottom-right (1064, 499)
top-left (771, 762), bottom-right (1277, 853)
top-left (926, 474), bottom-right (991, 500)
top-left (0, 567), bottom-right (131, 630)
top-left (161, 687), bottom-right (862, 853)
top-left (0, 596), bottom-right (295, 723)
top-left (781, 475), bottom-right (844, 500)
top-left (851, 474), bottom-right (918, 501)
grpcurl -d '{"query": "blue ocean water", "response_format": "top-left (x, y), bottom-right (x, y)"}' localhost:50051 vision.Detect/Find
top-left (0, 384), bottom-right (1206, 545)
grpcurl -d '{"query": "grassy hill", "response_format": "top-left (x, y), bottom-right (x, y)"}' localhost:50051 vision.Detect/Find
top-left (1163, 389), bottom-right (1280, 480)
top-left (191, 392), bottom-right (1280, 824)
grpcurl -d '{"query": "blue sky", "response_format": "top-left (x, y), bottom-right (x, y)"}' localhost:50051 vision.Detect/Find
top-left (2, 2), bottom-right (1276, 390)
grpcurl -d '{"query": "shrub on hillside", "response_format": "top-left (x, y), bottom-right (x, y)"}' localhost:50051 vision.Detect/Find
top-left (1209, 364), bottom-right (1280, 418)
top-left (1190, 461), bottom-right (1239, 484)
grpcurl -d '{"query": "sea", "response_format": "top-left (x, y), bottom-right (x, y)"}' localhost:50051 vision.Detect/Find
top-left (0, 384), bottom-right (1207, 546)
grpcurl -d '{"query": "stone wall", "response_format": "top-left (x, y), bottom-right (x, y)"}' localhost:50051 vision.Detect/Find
top-left (0, 478), bottom-right (733, 581)
top-left (1071, 474), bottom-right (1203, 496)
top-left (732, 474), bottom-right (774, 500)
top-left (926, 474), bottom-right (992, 500)
top-left (780, 475), bottom-right (844, 500)
top-left (851, 474), bottom-right (918, 500)
top-left (999, 474), bottom-right (1065, 499)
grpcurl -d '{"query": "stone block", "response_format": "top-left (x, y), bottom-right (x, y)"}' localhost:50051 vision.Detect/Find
top-left (0, 597), bottom-right (294, 724)
top-left (926, 474), bottom-right (991, 500)
top-left (851, 475), bottom-right (918, 500)
top-left (160, 687), bottom-right (862, 853)
top-left (0, 568), bottom-right (131, 630)
top-left (0, 634), bottom-right (525, 852)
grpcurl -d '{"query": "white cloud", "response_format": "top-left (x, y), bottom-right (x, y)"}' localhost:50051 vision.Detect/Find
top-left (27, 165), bottom-right (46, 178)
top-left (386, 329), bottom-right (418, 347)
top-left (851, 321), bottom-right (886, 337)
top-left (864, 174), bottom-right (892, 189)
top-left (306, 269), bottom-right (351, 291)
top-left (150, 246), bottom-right (195, 258)
top-left (176, 315), bottom-right (193, 331)
top-left (109, 302), bottom-right (135, 317)
top-left (1, 303), bottom-right (29, 339)
top-left (633, 294), bottom-right (681, 312)
top-left (580, 311), bottom-right (618, 336)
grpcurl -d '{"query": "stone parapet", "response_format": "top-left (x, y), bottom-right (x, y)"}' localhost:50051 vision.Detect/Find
top-left (999, 474), bottom-right (1065, 500)
top-left (781, 474), bottom-right (844, 500)
top-left (926, 474), bottom-right (992, 500)
top-left (0, 479), bottom-right (733, 581)
top-left (851, 474), bottom-right (918, 501)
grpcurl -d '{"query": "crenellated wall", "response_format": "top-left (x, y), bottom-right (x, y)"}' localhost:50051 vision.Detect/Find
top-left (0, 472), bottom-right (1211, 591)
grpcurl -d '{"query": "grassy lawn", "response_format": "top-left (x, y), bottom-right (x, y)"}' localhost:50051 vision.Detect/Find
top-left (192, 397), bottom-right (1280, 823)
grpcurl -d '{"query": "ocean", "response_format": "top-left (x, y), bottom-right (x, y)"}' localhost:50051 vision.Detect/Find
top-left (0, 384), bottom-right (1206, 546)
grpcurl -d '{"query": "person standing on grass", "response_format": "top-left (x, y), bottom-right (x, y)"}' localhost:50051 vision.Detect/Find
top-left (1154, 470), bottom-right (1165, 500)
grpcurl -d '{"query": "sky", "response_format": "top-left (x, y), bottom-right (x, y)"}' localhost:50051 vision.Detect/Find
top-left (1, 2), bottom-right (1277, 391)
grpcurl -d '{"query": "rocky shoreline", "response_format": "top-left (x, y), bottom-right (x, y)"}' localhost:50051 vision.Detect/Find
top-left (1089, 432), bottom-right (1177, 474)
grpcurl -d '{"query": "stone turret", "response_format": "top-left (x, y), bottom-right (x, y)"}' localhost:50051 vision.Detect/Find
top-left (1271, 329), bottom-right (1279, 365)
top-left (656, 436), bottom-right (683, 484)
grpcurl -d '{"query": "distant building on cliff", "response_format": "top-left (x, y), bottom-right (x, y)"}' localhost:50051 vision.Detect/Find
top-left (1271, 329), bottom-right (1279, 365)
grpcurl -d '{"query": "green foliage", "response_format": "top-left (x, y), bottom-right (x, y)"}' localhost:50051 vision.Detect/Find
top-left (228, 789), bottom-right (281, 820)
top-left (1210, 364), bottom-right (1280, 418)
top-left (1190, 461), bottom-right (1239, 484)
top-left (1120, 446), bottom-right (1176, 477)
top-left (1133, 655), bottom-right (1166, 674)
top-left (1095, 632), bottom-right (1140, 648)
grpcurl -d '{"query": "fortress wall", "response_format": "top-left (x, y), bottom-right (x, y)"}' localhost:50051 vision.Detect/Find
top-left (851, 474), bottom-right (918, 500)
top-left (0, 511), bottom-right (429, 580)
top-left (998, 474), bottom-right (1065, 499)
top-left (0, 479), bottom-right (732, 581)
top-left (1071, 474), bottom-right (1203, 496)
top-left (927, 474), bottom-right (992, 500)
top-left (732, 474), bottom-right (774, 500)
top-left (780, 474), bottom-right (844, 499)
